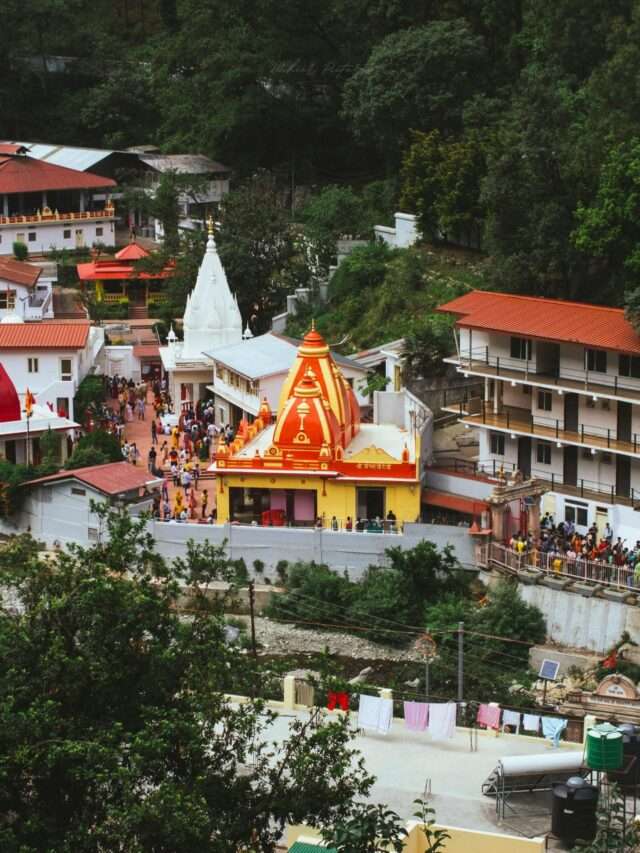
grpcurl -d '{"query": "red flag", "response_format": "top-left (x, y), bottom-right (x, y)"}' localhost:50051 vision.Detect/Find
top-left (602, 650), bottom-right (618, 670)
top-left (25, 388), bottom-right (36, 417)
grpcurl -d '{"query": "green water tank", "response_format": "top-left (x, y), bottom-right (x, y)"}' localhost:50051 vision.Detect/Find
top-left (586, 723), bottom-right (624, 771)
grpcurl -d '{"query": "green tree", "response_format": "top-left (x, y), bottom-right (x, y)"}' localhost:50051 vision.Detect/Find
top-left (400, 129), bottom-right (486, 247)
top-left (343, 20), bottom-right (487, 154)
top-left (67, 429), bottom-right (122, 469)
top-left (573, 137), bottom-right (640, 291)
top-left (217, 172), bottom-right (295, 329)
top-left (12, 241), bottom-right (27, 261)
top-left (0, 507), bottom-right (375, 852)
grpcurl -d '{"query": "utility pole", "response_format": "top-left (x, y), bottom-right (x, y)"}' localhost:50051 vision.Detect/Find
top-left (248, 580), bottom-right (257, 660)
top-left (457, 621), bottom-right (464, 702)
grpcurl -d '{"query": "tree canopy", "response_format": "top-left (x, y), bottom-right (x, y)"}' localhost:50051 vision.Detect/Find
top-left (0, 507), bottom-right (375, 851)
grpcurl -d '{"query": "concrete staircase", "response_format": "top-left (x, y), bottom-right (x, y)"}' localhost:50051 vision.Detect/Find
top-left (128, 305), bottom-right (148, 320)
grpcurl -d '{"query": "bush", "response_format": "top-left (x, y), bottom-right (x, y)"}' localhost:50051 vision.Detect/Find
top-left (66, 447), bottom-right (109, 470)
top-left (349, 567), bottom-right (412, 643)
top-left (73, 375), bottom-right (106, 422)
top-left (12, 242), bottom-right (27, 261)
top-left (266, 561), bottom-right (354, 625)
top-left (71, 429), bottom-right (122, 464)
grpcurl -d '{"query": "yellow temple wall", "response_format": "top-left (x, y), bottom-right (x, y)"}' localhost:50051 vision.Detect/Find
top-left (214, 472), bottom-right (420, 525)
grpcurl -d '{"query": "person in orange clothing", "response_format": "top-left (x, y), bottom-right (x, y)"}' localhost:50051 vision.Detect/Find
top-left (171, 425), bottom-right (180, 450)
top-left (174, 491), bottom-right (185, 517)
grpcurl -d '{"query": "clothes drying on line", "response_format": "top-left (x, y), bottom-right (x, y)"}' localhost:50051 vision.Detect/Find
top-left (502, 709), bottom-right (521, 734)
top-left (404, 701), bottom-right (428, 731)
top-left (427, 702), bottom-right (456, 740)
top-left (358, 694), bottom-right (393, 734)
top-left (477, 703), bottom-right (501, 730)
top-left (542, 716), bottom-right (567, 748)
top-left (522, 713), bottom-right (541, 733)
top-left (327, 691), bottom-right (349, 711)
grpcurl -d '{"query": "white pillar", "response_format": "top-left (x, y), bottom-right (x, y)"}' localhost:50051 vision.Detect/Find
top-left (493, 379), bottom-right (499, 414)
top-left (41, 191), bottom-right (47, 209)
top-left (79, 191), bottom-right (86, 213)
top-left (2, 194), bottom-right (8, 216)
top-left (283, 675), bottom-right (296, 709)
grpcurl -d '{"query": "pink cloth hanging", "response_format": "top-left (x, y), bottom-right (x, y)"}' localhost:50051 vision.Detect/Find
top-left (404, 701), bottom-right (429, 731)
top-left (477, 703), bottom-right (501, 730)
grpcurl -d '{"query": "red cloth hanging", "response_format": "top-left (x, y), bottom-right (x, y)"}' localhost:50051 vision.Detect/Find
top-left (327, 691), bottom-right (349, 711)
top-left (602, 650), bottom-right (618, 670)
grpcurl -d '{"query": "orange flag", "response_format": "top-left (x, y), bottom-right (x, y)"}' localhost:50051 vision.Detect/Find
top-left (25, 388), bottom-right (35, 417)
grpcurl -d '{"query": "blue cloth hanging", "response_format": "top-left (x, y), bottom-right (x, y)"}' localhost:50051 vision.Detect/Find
top-left (542, 716), bottom-right (567, 747)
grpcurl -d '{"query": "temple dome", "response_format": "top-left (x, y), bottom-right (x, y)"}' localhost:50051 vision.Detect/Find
top-left (0, 362), bottom-right (20, 422)
top-left (181, 223), bottom-right (242, 359)
top-left (276, 325), bottom-right (359, 447)
top-left (273, 369), bottom-right (341, 451)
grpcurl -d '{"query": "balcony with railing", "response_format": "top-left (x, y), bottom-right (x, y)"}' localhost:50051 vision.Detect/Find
top-left (459, 399), bottom-right (640, 457)
top-left (0, 200), bottom-right (116, 227)
top-left (446, 345), bottom-right (640, 404)
top-left (429, 456), bottom-right (640, 508)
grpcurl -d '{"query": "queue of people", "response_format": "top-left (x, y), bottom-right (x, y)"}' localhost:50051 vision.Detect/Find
top-left (509, 514), bottom-right (640, 586)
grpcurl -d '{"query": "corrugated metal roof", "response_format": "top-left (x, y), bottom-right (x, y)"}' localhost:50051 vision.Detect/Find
top-left (26, 461), bottom-right (161, 495)
top-left (0, 321), bottom-right (90, 348)
top-left (141, 154), bottom-right (230, 174)
top-left (438, 290), bottom-right (640, 355)
top-left (15, 142), bottom-right (117, 172)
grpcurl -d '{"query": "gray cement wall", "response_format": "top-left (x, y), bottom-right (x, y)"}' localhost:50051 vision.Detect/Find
top-left (518, 582), bottom-right (640, 654)
top-left (151, 521), bottom-right (477, 579)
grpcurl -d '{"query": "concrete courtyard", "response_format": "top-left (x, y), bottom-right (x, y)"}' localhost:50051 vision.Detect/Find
top-left (259, 708), bottom-right (581, 837)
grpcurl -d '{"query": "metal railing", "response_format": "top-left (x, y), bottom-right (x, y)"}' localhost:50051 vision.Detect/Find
top-left (464, 400), bottom-right (640, 452)
top-left (0, 206), bottom-right (116, 225)
top-left (455, 346), bottom-right (640, 398)
top-left (428, 458), bottom-right (640, 508)
top-left (488, 542), bottom-right (640, 591)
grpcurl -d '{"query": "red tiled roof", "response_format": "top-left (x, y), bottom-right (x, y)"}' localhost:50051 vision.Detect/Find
top-left (0, 321), bottom-right (90, 349)
top-left (438, 290), bottom-right (640, 355)
top-left (0, 152), bottom-right (116, 194)
top-left (133, 344), bottom-right (160, 358)
top-left (0, 258), bottom-right (41, 287)
top-left (0, 143), bottom-right (27, 155)
top-left (25, 461), bottom-right (160, 496)
top-left (115, 241), bottom-right (150, 261)
top-left (422, 488), bottom-right (488, 516)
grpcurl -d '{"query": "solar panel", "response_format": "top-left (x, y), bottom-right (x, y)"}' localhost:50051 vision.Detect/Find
top-left (539, 659), bottom-right (560, 681)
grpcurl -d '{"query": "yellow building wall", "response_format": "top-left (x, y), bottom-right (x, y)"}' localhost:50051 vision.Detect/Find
top-left (215, 472), bottom-right (420, 525)
top-left (286, 822), bottom-right (545, 853)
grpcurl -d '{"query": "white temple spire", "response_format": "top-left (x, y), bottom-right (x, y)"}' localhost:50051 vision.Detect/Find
top-left (181, 220), bottom-right (242, 358)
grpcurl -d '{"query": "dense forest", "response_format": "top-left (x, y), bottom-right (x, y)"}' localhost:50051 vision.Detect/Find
top-left (5, 1), bottom-right (640, 310)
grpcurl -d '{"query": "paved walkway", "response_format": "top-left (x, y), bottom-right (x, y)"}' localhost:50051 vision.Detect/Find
top-left (114, 390), bottom-right (216, 520)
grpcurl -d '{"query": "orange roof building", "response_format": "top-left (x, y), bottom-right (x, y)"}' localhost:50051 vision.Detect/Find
top-left (76, 240), bottom-right (174, 317)
top-left (211, 326), bottom-right (428, 529)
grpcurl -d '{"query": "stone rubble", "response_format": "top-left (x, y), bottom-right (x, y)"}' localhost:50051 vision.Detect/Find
top-left (252, 616), bottom-right (421, 661)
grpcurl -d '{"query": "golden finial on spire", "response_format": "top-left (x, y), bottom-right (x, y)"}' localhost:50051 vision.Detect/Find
top-left (207, 215), bottom-right (214, 237)
top-left (311, 318), bottom-right (316, 331)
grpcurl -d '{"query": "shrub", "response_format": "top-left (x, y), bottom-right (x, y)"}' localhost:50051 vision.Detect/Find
top-left (74, 375), bottom-right (105, 421)
top-left (70, 429), bottom-right (122, 466)
top-left (12, 242), bottom-right (27, 261)
top-left (266, 561), bottom-right (354, 625)
top-left (66, 447), bottom-right (109, 470)
top-left (349, 567), bottom-right (412, 644)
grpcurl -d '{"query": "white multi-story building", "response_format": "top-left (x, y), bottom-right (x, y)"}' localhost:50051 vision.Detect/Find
top-left (0, 319), bottom-right (104, 421)
top-left (0, 144), bottom-right (116, 254)
top-left (437, 291), bottom-right (640, 541)
top-left (0, 257), bottom-right (55, 321)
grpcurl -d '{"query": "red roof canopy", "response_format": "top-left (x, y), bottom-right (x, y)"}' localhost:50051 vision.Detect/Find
top-left (25, 461), bottom-right (161, 496)
top-left (422, 488), bottom-right (488, 517)
top-left (76, 258), bottom-right (174, 281)
top-left (0, 152), bottom-right (116, 194)
top-left (0, 361), bottom-right (20, 422)
top-left (115, 241), bottom-right (150, 261)
top-left (438, 290), bottom-right (640, 356)
top-left (0, 321), bottom-right (90, 349)
top-left (0, 258), bottom-right (41, 288)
